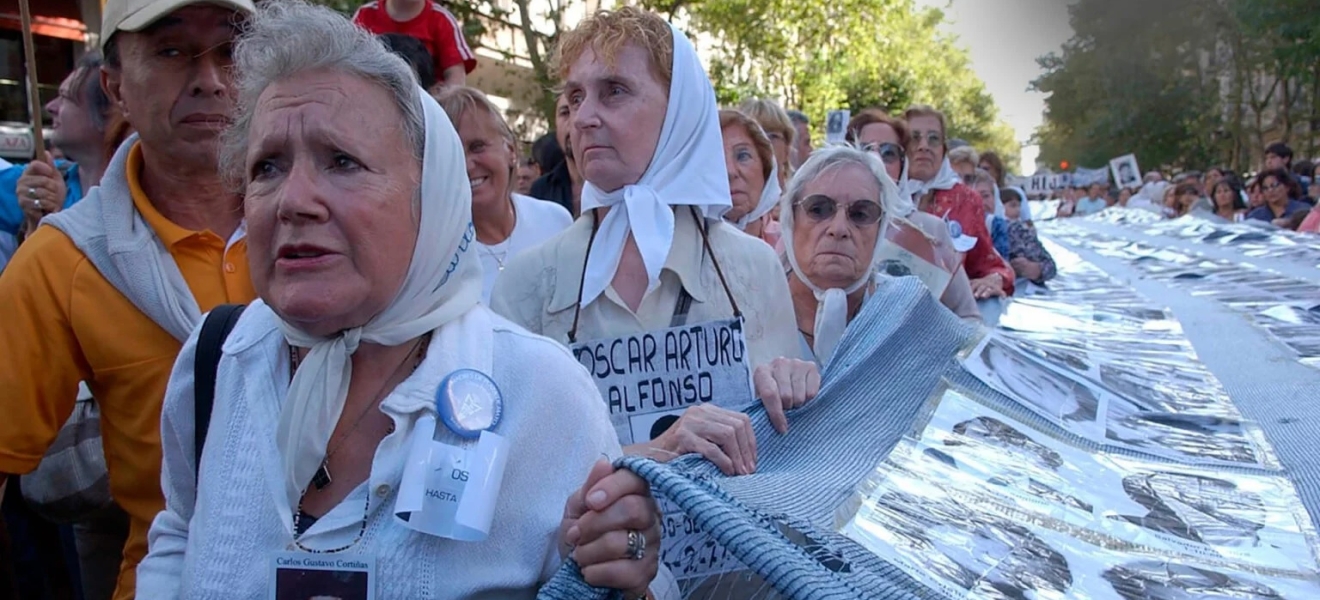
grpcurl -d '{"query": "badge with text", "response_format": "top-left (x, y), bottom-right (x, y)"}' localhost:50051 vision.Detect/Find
top-left (571, 318), bottom-right (754, 581)
top-left (569, 317), bottom-right (755, 445)
top-left (393, 370), bottom-right (509, 542)
top-left (270, 552), bottom-right (375, 600)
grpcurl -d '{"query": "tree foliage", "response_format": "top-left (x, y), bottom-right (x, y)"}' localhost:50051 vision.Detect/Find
top-left (645, 0), bottom-right (1020, 169)
top-left (1032, 0), bottom-right (1320, 173)
top-left (313, 0), bottom-right (1019, 165)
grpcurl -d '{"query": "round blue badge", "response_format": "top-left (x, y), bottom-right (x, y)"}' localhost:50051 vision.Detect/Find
top-left (947, 219), bottom-right (964, 239)
top-left (436, 369), bottom-right (503, 439)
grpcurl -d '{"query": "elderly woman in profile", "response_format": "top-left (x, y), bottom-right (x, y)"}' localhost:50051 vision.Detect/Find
top-left (136, 4), bottom-right (672, 599)
top-left (492, 7), bottom-right (816, 477)
top-left (719, 109), bottom-right (780, 243)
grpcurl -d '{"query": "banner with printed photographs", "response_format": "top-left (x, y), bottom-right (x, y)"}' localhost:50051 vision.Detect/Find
top-left (838, 385), bottom-right (1320, 600)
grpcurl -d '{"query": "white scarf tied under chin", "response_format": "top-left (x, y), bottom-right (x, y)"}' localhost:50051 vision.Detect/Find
top-left (274, 86), bottom-right (482, 513)
top-left (731, 162), bottom-right (782, 231)
top-left (781, 153), bottom-right (900, 366)
top-left (985, 183), bottom-right (1005, 230)
top-left (577, 24), bottom-right (731, 306)
top-left (904, 157), bottom-right (961, 208)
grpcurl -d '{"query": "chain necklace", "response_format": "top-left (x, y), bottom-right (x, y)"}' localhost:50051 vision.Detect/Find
top-left (479, 245), bottom-right (509, 272)
top-left (287, 332), bottom-right (431, 553)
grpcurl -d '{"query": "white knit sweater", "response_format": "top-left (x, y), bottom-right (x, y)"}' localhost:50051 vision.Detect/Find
top-left (137, 301), bottom-right (678, 599)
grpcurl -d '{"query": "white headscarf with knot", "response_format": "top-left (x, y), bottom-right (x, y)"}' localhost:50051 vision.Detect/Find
top-left (903, 157), bottom-right (961, 207)
top-left (576, 23), bottom-right (731, 307)
top-left (781, 148), bottom-right (898, 366)
top-left (730, 162), bottom-right (782, 231)
top-left (275, 86), bottom-right (482, 511)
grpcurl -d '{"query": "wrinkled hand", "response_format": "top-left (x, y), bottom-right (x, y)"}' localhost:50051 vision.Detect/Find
top-left (16, 153), bottom-right (64, 230)
top-left (652, 403), bottom-right (756, 476)
top-left (1009, 258), bottom-right (1042, 282)
top-left (970, 274), bottom-right (1006, 299)
top-left (753, 357), bottom-right (820, 434)
top-left (560, 459), bottom-right (661, 598)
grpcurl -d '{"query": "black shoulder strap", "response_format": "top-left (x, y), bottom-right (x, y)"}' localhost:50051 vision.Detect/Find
top-left (194, 304), bottom-right (246, 483)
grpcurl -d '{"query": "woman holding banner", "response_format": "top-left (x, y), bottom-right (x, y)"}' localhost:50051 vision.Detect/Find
top-left (136, 4), bottom-right (671, 597)
top-left (490, 7), bottom-right (818, 478)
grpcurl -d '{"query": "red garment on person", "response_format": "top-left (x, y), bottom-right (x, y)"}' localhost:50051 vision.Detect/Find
top-left (352, 1), bottom-right (477, 79)
top-left (921, 183), bottom-right (1016, 296)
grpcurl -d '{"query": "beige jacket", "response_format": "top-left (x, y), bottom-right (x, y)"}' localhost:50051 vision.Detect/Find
top-left (490, 207), bottom-right (801, 367)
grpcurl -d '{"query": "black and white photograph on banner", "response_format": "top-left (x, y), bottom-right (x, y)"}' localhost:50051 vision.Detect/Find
top-left (825, 109), bottom-right (850, 144)
top-left (839, 461), bottom-right (1076, 600)
top-left (962, 334), bottom-right (1105, 439)
top-left (1109, 154), bottom-right (1141, 189)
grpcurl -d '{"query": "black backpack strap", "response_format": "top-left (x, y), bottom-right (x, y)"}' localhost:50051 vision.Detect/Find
top-left (193, 304), bottom-right (246, 483)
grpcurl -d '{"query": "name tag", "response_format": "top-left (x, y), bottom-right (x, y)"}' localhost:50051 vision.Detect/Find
top-left (571, 317), bottom-right (754, 581)
top-left (269, 551), bottom-right (375, 600)
top-left (393, 415), bottom-right (509, 541)
top-left (569, 317), bottom-right (755, 445)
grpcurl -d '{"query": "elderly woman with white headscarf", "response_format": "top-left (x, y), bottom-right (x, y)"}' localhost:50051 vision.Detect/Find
top-left (719, 109), bottom-right (780, 242)
top-left (492, 7), bottom-right (814, 478)
top-left (136, 4), bottom-right (672, 599)
top-left (784, 146), bottom-right (913, 365)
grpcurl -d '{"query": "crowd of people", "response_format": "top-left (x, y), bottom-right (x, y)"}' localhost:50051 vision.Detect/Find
top-left (0, 0), bottom-right (1304, 598)
top-left (1037, 141), bottom-right (1320, 233)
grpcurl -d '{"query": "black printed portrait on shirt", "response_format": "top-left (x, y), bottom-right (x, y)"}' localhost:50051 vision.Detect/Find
top-left (274, 567), bottom-right (369, 600)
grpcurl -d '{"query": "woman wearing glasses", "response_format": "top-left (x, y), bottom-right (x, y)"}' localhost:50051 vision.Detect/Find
top-left (783, 145), bottom-right (976, 367)
top-left (903, 105), bottom-right (1015, 300)
top-left (843, 110), bottom-right (979, 322)
top-left (1245, 168), bottom-right (1311, 226)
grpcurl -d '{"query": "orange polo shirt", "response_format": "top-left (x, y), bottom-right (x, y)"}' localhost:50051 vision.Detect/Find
top-left (0, 143), bottom-right (255, 600)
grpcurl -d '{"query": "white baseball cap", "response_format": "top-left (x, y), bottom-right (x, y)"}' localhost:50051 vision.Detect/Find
top-left (101, 0), bottom-right (255, 50)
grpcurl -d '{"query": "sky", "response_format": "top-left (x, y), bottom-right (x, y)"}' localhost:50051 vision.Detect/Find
top-left (915, 0), bottom-right (1076, 174)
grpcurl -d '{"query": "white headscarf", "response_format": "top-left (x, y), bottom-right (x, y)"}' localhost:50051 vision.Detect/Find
top-left (577, 24), bottom-right (731, 306)
top-left (275, 87), bottom-right (482, 511)
top-left (781, 148), bottom-right (898, 366)
top-left (1006, 186), bottom-right (1031, 222)
top-left (985, 183), bottom-right (1005, 231)
top-left (731, 162), bottom-right (781, 231)
top-left (903, 157), bottom-right (961, 206)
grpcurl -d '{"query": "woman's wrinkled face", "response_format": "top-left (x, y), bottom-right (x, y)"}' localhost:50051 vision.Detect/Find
top-left (244, 70), bottom-right (421, 337)
top-left (906, 115), bottom-right (944, 182)
top-left (792, 163), bottom-right (883, 289)
top-left (973, 179), bottom-right (995, 214)
top-left (722, 124), bottom-right (766, 221)
top-left (856, 122), bottom-right (903, 182)
top-left (765, 128), bottom-right (791, 177)
top-left (456, 107), bottom-right (516, 212)
top-left (564, 44), bottom-right (667, 193)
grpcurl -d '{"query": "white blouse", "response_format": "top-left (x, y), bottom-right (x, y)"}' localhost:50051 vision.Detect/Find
top-left (136, 301), bottom-right (678, 599)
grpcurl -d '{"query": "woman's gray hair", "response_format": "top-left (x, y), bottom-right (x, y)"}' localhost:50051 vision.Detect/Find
top-left (220, 0), bottom-right (425, 192)
top-left (780, 145), bottom-right (902, 219)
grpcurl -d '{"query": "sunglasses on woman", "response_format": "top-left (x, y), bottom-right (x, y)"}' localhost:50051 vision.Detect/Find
top-left (861, 142), bottom-right (905, 165)
top-left (796, 194), bottom-right (884, 226)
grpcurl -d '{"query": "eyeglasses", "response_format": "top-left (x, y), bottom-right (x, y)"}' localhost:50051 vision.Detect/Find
top-left (1263, 182), bottom-right (1284, 191)
top-left (909, 131), bottom-right (943, 148)
top-left (861, 142), bottom-right (904, 165)
top-left (796, 194), bottom-right (884, 226)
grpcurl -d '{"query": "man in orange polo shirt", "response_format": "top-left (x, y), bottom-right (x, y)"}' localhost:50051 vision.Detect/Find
top-left (0, 0), bottom-right (256, 598)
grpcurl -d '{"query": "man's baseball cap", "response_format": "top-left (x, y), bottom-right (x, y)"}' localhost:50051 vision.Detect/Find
top-left (101, 0), bottom-right (256, 50)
